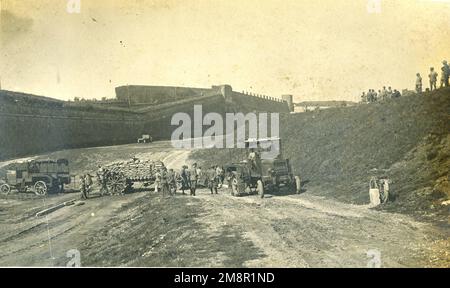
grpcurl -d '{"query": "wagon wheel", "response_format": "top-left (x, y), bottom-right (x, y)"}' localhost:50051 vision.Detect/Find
top-left (106, 172), bottom-right (127, 195)
top-left (34, 181), bottom-right (48, 196)
top-left (0, 184), bottom-right (11, 195)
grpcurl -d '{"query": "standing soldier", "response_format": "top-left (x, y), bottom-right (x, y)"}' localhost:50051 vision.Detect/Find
top-left (180, 165), bottom-right (189, 195)
top-left (429, 67), bottom-right (438, 91)
top-left (154, 169), bottom-right (161, 193)
top-left (442, 60), bottom-right (450, 87)
top-left (215, 166), bottom-right (224, 187)
top-left (387, 87), bottom-right (393, 99)
top-left (97, 165), bottom-right (109, 196)
top-left (85, 174), bottom-right (93, 194)
top-left (189, 163), bottom-right (198, 196)
top-left (167, 168), bottom-right (177, 196)
top-left (381, 178), bottom-right (390, 204)
top-left (440, 66), bottom-right (446, 88)
top-left (372, 89), bottom-right (378, 102)
top-left (97, 165), bottom-right (108, 196)
top-left (80, 175), bottom-right (88, 200)
top-left (381, 86), bottom-right (387, 101)
top-left (160, 167), bottom-right (169, 197)
top-left (208, 166), bottom-right (219, 194)
top-left (415, 73), bottom-right (423, 93)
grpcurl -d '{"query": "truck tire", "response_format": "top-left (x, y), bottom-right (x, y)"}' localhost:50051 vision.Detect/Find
top-left (34, 181), bottom-right (48, 196)
top-left (1, 184), bottom-right (11, 195)
top-left (257, 180), bottom-right (264, 198)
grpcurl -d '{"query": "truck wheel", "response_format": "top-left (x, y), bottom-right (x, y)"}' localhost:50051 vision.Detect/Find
top-left (34, 181), bottom-right (48, 196)
top-left (294, 176), bottom-right (301, 194)
top-left (257, 180), bottom-right (264, 198)
top-left (1, 184), bottom-right (11, 195)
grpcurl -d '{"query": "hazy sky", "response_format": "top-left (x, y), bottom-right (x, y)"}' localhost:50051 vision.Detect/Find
top-left (1, 0), bottom-right (450, 102)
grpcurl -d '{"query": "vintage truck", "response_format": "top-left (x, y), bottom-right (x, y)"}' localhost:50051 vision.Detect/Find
top-left (0, 159), bottom-right (71, 196)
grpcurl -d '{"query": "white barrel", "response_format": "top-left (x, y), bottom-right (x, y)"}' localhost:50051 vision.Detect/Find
top-left (369, 188), bottom-right (381, 207)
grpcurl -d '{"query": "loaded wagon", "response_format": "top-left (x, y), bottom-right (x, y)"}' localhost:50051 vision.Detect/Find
top-left (102, 158), bottom-right (165, 195)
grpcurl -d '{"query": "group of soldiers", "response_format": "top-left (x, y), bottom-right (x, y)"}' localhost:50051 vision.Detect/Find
top-left (416, 60), bottom-right (450, 93)
top-left (177, 163), bottom-right (225, 196)
top-left (361, 86), bottom-right (401, 103)
top-left (79, 173), bottom-right (94, 200)
top-left (152, 163), bottom-right (226, 197)
top-left (361, 59), bottom-right (450, 102)
top-left (79, 160), bottom-right (227, 199)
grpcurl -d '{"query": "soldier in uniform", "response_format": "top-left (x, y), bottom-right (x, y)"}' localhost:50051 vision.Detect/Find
top-left (180, 165), bottom-right (190, 195)
top-left (85, 174), bottom-right (93, 194)
top-left (381, 87), bottom-right (387, 101)
top-left (97, 165), bottom-right (108, 196)
top-left (160, 167), bottom-right (169, 197)
top-left (216, 166), bottom-right (224, 187)
top-left (208, 166), bottom-right (219, 194)
top-left (440, 66), bottom-right (446, 88)
top-left (387, 87), bottom-right (393, 99)
top-left (415, 73), bottom-right (423, 93)
top-left (189, 163), bottom-right (198, 196)
top-left (167, 168), bottom-right (177, 196)
top-left (80, 175), bottom-right (88, 200)
top-left (154, 169), bottom-right (161, 193)
top-left (442, 60), bottom-right (450, 87)
top-left (429, 67), bottom-right (438, 91)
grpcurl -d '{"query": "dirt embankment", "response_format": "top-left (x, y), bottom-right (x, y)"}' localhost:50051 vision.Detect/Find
top-left (190, 88), bottom-right (450, 222)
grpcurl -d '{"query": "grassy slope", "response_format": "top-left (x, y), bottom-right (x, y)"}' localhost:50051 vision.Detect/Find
top-left (190, 88), bottom-right (450, 221)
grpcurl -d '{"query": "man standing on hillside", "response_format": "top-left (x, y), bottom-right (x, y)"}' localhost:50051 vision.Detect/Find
top-left (440, 67), bottom-right (446, 88)
top-left (381, 86), bottom-right (388, 101)
top-left (415, 73), bottom-right (423, 93)
top-left (429, 67), bottom-right (438, 91)
top-left (387, 87), bottom-right (393, 99)
top-left (442, 60), bottom-right (450, 87)
top-left (361, 92), bottom-right (367, 103)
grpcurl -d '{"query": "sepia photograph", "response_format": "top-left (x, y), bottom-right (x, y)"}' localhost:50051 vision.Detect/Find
top-left (0, 0), bottom-right (448, 273)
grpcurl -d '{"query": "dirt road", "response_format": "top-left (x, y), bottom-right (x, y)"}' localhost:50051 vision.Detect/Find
top-left (0, 142), bottom-right (448, 267)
